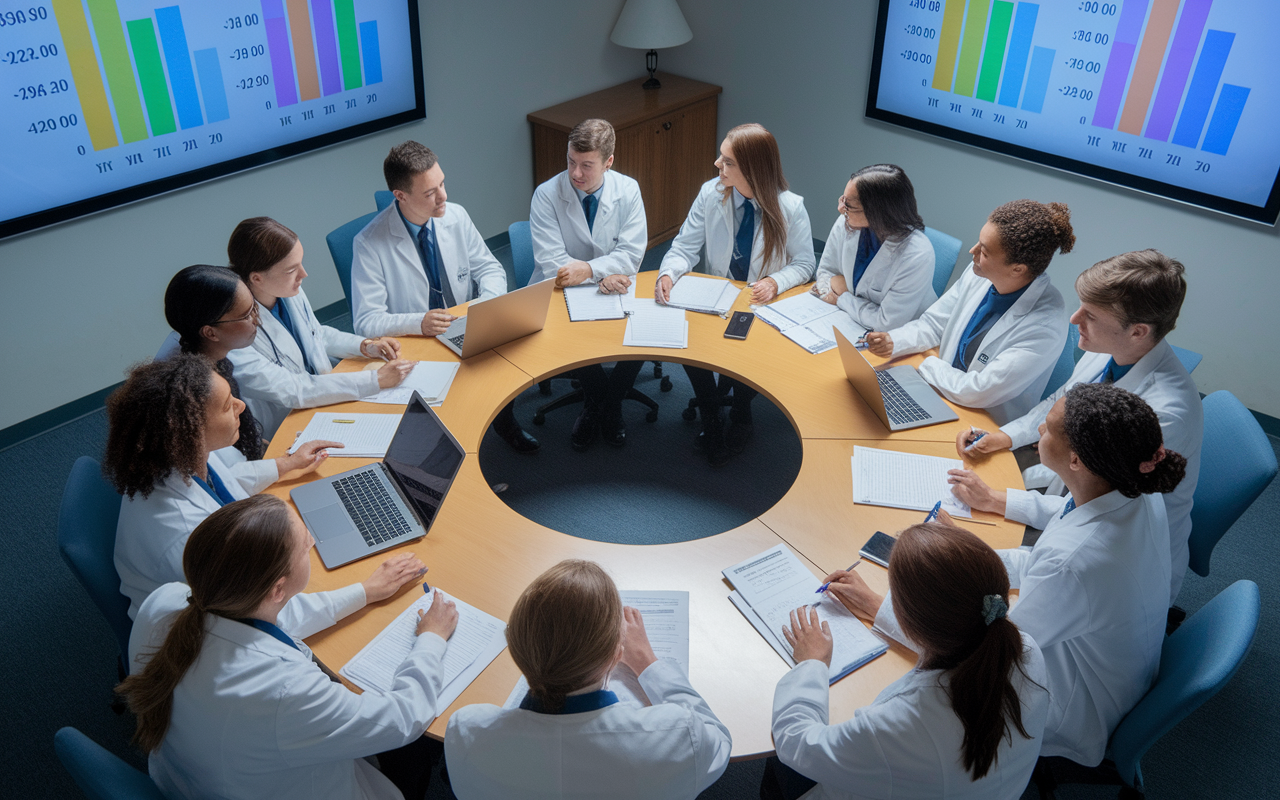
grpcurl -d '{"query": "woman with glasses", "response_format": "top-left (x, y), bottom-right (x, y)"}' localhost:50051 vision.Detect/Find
top-left (226, 217), bottom-right (414, 438)
top-left (813, 164), bottom-right (936, 332)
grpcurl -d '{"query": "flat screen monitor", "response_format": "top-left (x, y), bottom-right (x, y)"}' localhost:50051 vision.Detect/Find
top-left (865, 0), bottom-right (1280, 224)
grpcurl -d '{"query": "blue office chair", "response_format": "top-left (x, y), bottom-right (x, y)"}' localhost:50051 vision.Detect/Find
top-left (923, 226), bottom-right (963, 297)
top-left (1187, 391), bottom-right (1277, 576)
top-left (1170, 344), bottom-right (1202, 374)
top-left (374, 189), bottom-right (394, 212)
top-left (1033, 580), bottom-right (1260, 798)
top-left (325, 211), bottom-right (380, 320)
top-left (1041, 324), bottom-right (1080, 400)
top-left (508, 221), bottom-right (535, 287)
top-left (55, 727), bottom-right (165, 800)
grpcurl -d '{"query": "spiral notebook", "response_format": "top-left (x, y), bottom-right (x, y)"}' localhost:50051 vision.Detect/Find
top-left (563, 284), bottom-right (626, 321)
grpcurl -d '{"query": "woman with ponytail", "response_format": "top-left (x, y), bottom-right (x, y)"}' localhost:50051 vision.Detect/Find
top-left (767, 523), bottom-right (1048, 799)
top-left (655, 123), bottom-right (816, 465)
top-left (119, 494), bottom-right (456, 800)
top-left (444, 560), bottom-right (732, 798)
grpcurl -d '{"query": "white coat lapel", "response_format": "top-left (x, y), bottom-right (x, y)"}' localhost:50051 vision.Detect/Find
top-left (435, 212), bottom-right (468, 305)
top-left (1116, 338), bottom-right (1170, 394)
top-left (388, 211), bottom-right (431, 295)
top-left (981, 273), bottom-right (1049, 348)
top-left (558, 173), bottom-right (595, 254)
top-left (254, 300), bottom-right (308, 373)
top-left (589, 173), bottom-right (614, 258)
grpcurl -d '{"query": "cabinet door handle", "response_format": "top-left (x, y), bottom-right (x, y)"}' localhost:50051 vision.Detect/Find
top-left (662, 121), bottom-right (672, 131)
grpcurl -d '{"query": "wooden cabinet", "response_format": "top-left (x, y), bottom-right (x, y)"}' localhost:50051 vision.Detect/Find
top-left (527, 73), bottom-right (722, 248)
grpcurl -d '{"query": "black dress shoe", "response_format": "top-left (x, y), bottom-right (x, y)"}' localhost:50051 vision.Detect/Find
top-left (496, 423), bottom-right (540, 453)
top-left (725, 420), bottom-right (754, 455)
top-left (600, 412), bottom-right (626, 447)
top-left (571, 407), bottom-right (598, 452)
top-left (695, 429), bottom-right (731, 467)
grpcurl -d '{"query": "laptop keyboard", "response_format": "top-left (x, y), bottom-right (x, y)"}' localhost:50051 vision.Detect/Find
top-left (448, 333), bottom-right (466, 349)
top-left (332, 468), bottom-right (412, 547)
top-left (875, 371), bottom-right (932, 425)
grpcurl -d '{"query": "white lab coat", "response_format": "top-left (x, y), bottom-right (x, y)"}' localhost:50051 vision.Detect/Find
top-left (528, 170), bottom-right (647, 285)
top-left (1001, 338), bottom-right (1203, 604)
top-left (444, 659), bottom-right (732, 799)
top-left (771, 632), bottom-right (1049, 800)
top-left (351, 202), bottom-right (508, 337)
top-left (131, 582), bottom-right (448, 800)
top-left (813, 220), bottom-right (937, 331)
top-left (659, 178), bottom-right (816, 293)
top-left (887, 264), bottom-right (1067, 425)
top-left (227, 288), bottom-right (379, 438)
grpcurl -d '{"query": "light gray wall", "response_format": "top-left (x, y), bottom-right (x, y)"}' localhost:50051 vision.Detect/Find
top-left (0, 0), bottom-right (644, 430)
top-left (663, 0), bottom-right (1280, 417)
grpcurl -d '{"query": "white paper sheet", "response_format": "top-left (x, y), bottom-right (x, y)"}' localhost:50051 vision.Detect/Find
top-left (666, 275), bottom-right (735, 314)
top-left (287, 412), bottom-right (401, 457)
top-left (564, 285), bottom-right (625, 321)
top-left (620, 281), bottom-right (644, 314)
top-left (361, 361), bottom-right (461, 405)
top-left (755, 294), bottom-right (867, 355)
top-left (623, 305), bottom-right (688, 348)
top-left (851, 445), bottom-right (972, 518)
top-left (755, 292), bottom-right (839, 329)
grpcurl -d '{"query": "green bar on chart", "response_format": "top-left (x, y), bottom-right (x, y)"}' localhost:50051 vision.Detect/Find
top-left (954, 0), bottom-right (992, 97)
top-left (333, 0), bottom-right (363, 90)
top-left (86, 0), bottom-right (148, 144)
top-left (50, 0), bottom-right (118, 150)
top-left (976, 1), bottom-right (1014, 102)
top-left (126, 18), bottom-right (177, 137)
top-left (932, 0), bottom-right (969, 91)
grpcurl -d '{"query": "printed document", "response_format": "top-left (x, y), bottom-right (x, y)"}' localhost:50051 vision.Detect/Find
top-left (288, 412), bottom-right (401, 457)
top-left (755, 293), bottom-right (868, 354)
top-left (851, 445), bottom-right (972, 517)
top-left (666, 275), bottom-right (736, 314)
top-left (362, 361), bottom-right (461, 406)
top-left (623, 304), bottom-right (688, 348)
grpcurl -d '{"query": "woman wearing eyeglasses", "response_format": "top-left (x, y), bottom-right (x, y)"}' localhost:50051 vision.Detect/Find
top-left (813, 164), bottom-right (936, 332)
top-left (226, 217), bottom-right (414, 438)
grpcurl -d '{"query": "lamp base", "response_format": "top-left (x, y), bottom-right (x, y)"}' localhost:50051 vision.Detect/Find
top-left (642, 76), bottom-right (662, 90)
top-left (643, 48), bottom-right (660, 90)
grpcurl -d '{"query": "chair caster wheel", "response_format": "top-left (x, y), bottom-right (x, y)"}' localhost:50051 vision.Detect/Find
top-left (660, 377), bottom-right (673, 392)
top-left (682, 407), bottom-right (697, 421)
top-left (532, 413), bottom-right (546, 425)
top-left (646, 410), bottom-right (659, 423)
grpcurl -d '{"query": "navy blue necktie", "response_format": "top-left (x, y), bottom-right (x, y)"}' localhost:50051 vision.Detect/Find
top-left (582, 194), bottom-right (598, 233)
top-left (417, 223), bottom-right (446, 311)
top-left (730, 201), bottom-right (754, 281)
top-left (1061, 497), bottom-right (1077, 518)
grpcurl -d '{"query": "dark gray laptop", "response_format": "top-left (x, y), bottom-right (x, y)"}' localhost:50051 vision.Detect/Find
top-left (436, 277), bottom-right (555, 358)
top-left (291, 391), bottom-right (465, 569)
top-left (834, 329), bottom-right (959, 432)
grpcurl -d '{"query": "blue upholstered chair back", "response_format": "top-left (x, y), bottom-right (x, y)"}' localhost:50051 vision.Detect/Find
top-left (325, 211), bottom-right (380, 319)
top-left (1171, 344), bottom-right (1203, 374)
top-left (1041, 324), bottom-right (1080, 400)
top-left (375, 189), bottom-right (394, 211)
top-left (509, 221), bottom-right (535, 288)
top-left (1188, 391), bottom-right (1278, 576)
top-left (1109, 580), bottom-right (1260, 792)
top-left (55, 727), bottom-right (165, 800)
top-left (923, 226), bottom-right (962, 297)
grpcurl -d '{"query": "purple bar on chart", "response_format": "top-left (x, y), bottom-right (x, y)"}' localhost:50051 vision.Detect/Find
top-left (1144, 0), bottom-right (1214, 142)
top-left (1201, 84), bottom-right (1249, 155)
top-left (1091, 0), bottom-right (1150, 129)
top-left (1171, 30), bottom-right (1233, 148)
top-left (261, 0), bottom-right (298, 107)
top-left (311, 0), bottom-right (343, 96)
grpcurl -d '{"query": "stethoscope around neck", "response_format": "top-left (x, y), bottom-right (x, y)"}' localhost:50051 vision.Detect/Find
top-left (256, 300), bottom-right (315, 372)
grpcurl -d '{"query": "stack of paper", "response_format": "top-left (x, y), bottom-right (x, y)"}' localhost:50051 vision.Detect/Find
top-left (362, 361), bottom-right (461, 406)
top-left (341, 588), bottom-right (508, 710)
top-left (503, 590), bottom-right (691, 709)
top-left (666, 275), bottom-right (736, 315)
top-left (851, 445), bottom-right (971, 517)
top-left (723, 544), bottom-right (887, 683)
top-left (623, 303), bottom-right (688, 349)
top-left (754, 293), bottom-right (867, 354)
top-left (564, 285), bottom-right (626, 321)
top-left (288, 412), bottom-right (401, 457)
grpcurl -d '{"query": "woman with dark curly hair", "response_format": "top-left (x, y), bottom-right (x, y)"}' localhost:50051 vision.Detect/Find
top-left (106, 354), bottom-right (338, 619)
top-left (864, 199), bottom-right (1073, 424)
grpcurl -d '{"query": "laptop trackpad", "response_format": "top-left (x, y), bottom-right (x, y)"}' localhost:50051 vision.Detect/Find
top-left (306, 503), bottom-right (356, 542)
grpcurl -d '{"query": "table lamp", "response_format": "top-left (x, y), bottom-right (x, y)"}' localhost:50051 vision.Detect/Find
top-left (610, 0), bottom-right (693, 90)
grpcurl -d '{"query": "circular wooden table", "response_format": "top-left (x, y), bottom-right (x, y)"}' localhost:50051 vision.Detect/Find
top-left (265, 272), bottom-right (1025, 759)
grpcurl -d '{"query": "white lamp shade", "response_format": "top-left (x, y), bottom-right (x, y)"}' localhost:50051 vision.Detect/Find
top-left (610, 0), bottom-right (693, 50)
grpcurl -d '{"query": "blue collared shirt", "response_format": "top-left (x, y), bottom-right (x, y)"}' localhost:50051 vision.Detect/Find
top-left (519, 689), bottom-right (619, 715)
top-left (951, 282), bottom-right (1030, 370)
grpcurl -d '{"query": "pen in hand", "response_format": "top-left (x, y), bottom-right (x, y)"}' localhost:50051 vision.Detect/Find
top-left (964, 426), bottom-right (988, 452)
top-left (924, 500), bottom-right (943, 523)
top-left (816, 559), bottom-right (862, 594)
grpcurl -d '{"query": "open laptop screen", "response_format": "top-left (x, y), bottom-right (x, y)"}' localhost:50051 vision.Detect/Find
top-left (382, 394), bottom-right (465, 527)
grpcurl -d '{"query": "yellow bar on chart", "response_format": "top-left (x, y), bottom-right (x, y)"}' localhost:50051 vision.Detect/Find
top-left (51, 0), bottom-right (119, 151)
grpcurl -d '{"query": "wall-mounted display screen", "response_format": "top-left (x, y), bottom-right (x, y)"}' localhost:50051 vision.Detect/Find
top-left (866, 0), bottom-right (1280, 224)
top-left (0, 0), bottom-right (423, 239)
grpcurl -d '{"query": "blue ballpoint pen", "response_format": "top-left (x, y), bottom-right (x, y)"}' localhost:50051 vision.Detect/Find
top-left (816, 559), bottom-right (862, 594)
top-left (924, 500), bottom-right (942, 523)
top-left (964, 425), bottom-right (988, 452)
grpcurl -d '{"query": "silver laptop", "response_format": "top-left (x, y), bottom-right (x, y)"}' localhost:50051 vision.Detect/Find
top-left (436, 278), bottom-right (555, 358)
top-left (291, 391), bottom-right (465, 569)
top-left (834, 329), bottom-right (958, 432)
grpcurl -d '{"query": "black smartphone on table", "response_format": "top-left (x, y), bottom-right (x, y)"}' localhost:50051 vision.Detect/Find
top-left (860, 531), bottom-right (897, 568)
top-left (724, 311), bottom-right (755, 339)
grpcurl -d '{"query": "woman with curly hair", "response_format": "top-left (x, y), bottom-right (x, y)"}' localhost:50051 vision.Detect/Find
top-left (864, 199), bottom-right (1073, 424)
top-left (106, 354), bottom-right (337, 618)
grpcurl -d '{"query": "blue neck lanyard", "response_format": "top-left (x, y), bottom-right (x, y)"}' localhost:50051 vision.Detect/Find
top-left (519, 688), bottom-right (619, 715)
top-left (192, 463), bottom-right (235, 506)
top-left (235, 617), bottom-right (300, 651)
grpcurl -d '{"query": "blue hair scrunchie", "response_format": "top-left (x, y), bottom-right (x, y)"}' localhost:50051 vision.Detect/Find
top-left (982, 594), bottom-right (1008, 626)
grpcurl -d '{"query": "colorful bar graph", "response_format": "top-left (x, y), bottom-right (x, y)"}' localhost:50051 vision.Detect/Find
top-left (311, 0), bottom-right (344, 96)
top-left (154, 6), bottom-right (203, 130)
top-left (976, 2), bottom-right (1014, 102)
top-left (125, 18), bottom-right (177, 137)
top-left (51, 0), bottom-right (118, 151)
top-left (359, 21), bottom-right (382, 85)
top-left (998, 3), bottom-right (1038, 108)
top-left (194, 48), bottom-right (229, 124)
top-left (1171, 30), bottom-right (1234, 148)
top-left (86, 0), bottom-right (147, 144)
top-left (334, 0), bottom-right (363, 90)
top-left (1144, 0), bottom-right (1213, 141)
top-left (285, 0), bottom-right (321, 101)
top-left (1200, 84), bottom-right (1249, 155)
top-left (1117, 0), bottom-right (1179, 135)
top-left (261, 0), bottom-right (299, 107)
top-left (1092, 0), bottom-right (1149, 129)
top-left (954, 0), bottom-right (992, 97)
top-left (1021, 46), bottom-right (1054, 113)
top-left (932, 0), bottom-right (968, 91)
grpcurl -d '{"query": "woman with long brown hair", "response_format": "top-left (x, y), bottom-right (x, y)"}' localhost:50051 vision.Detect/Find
top-left (444, 559), bottom-right (732, 798)
top-left (655, 123), bottom-right (816, 466)
top-left (119, 494), bottom-right (456, 800)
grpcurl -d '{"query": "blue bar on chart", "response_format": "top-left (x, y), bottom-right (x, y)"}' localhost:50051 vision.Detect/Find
top-left (194, 48), bottom-right (229, 123)
top-left (359, 21), bottom-right (382, 84)
top-left (999, 2), bottom-right (1039, 108)
top-left (261, 0), bottom-right (299, 107)
top-left (1021, 46), bottom-right (1054, 113)
top-left (1201, 84), bottom-right (1249, 155)
top-left (154, 6), bottom-right (203, 129)
top-left (1171, 30), bottom-right (1234, 149)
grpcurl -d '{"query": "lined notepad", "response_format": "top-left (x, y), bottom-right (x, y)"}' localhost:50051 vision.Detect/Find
top-left (362, 361), bottom-right (460, 406)
top-left (666, 275), bottom-right (736, 314)
top-left (564, 284), bottom-right (626, 321)
top-left (623, 303), bottom-right (688, 348)
top-left (755, 293), bottom-right (868, 354)
top-left (851, 446), bottom-right (972, 518)
top-left (288, 412), bottom-right (401, 457)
